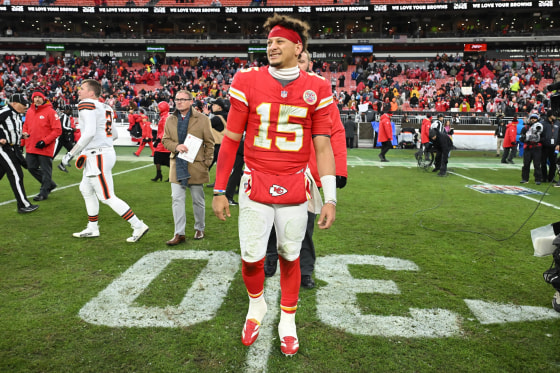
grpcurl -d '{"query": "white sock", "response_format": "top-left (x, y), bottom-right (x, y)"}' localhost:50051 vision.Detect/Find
top-left (246, 294), bottom-right (267, 323)
top-left (87, 222), bottom-right (99, 231)
top-left (278, 310), bottom-right (297, 340)
top-left (129, 216), bottom-right (142, 229)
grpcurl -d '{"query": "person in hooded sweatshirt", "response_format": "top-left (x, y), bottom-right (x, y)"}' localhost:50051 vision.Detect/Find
top-left (22, 90), bottom-right (62, 201)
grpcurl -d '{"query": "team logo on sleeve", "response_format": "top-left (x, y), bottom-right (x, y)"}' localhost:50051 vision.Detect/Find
top-left (303, 90), bottom-right (317, 105)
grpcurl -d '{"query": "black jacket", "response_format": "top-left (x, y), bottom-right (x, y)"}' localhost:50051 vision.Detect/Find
top-left (494, 122), bottom-right (506, 138)
top-left (431, 130), bottom-right (453, 154)
top-left (210, 110), bottom-right (228, 132)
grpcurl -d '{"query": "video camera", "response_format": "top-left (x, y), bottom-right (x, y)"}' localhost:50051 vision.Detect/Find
top-left (532, 223), bottom-right (560, 312)
top-left (546, 82), bottom-right (560, 117)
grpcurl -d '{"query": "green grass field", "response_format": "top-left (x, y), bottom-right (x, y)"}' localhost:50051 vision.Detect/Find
top-left (2, 147), bottom-right (560, 372)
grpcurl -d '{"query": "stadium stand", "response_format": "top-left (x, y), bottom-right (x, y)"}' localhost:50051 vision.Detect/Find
top-left (0, 1), bottom-right (558, 126)
top-left (3, 51), bottom-right (555, 123)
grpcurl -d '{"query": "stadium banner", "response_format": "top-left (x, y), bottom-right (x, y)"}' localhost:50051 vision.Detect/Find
top-left (146, 46), bottom-right (165, 53)
top-left (45, 44), bottom-right (64, 52)
top-left (464, 43), bottom-right (487, 52)
top-left (352, 45), bottom-right (373, 53)
top-left (75, 50), bottom-right (142, 59)
top-left (489, 46), bottom-right (560, 59)
top-left (248, 45), bottom-right (267, 54)
top-left (0, 1), bottom-right (552, 15)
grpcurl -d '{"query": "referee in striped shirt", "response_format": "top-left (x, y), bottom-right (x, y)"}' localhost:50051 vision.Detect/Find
top-left (0, 94), bottom-right (39, 213)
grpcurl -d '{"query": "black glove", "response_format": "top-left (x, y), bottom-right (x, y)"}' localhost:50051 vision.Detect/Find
top-left (336, 175), bottom-right (347, 189)
top-left (35, 140), bottom-right (46, 149)
top-left (14, 145), bottom-right (27, 169)
top-left (511, 142), bottom-right (517, 146)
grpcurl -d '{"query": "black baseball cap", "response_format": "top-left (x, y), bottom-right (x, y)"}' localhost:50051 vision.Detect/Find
top-left (211, 98), bottom-right (228, 111)
top-left (10, 93), bottom-right (28, 106)
top-left (192, 99), bottom-right (204, 111)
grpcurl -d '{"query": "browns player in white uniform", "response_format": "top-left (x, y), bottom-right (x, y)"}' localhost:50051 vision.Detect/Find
top-left (212, 15), bottom-right (337, 356)
top-left (60, 79), bottom-right (149, 242)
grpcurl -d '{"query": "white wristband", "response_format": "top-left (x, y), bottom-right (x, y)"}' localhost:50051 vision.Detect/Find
top-left (320, 175), bottom-right (337, 204)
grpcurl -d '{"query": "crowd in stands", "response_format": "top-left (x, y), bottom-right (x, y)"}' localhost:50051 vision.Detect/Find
top-left (0, 52), bottom-right (558, 122)
top-left (334, 53), bottom-right (559, 119)
top-left (0, 53), bottom-right (238, 116)
top-left (242, 53), bottom-right (552, 120)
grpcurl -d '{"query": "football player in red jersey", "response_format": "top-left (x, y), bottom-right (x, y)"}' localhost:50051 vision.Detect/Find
top-left (212, 14), bottom-right (337, 356)
top-left (264, 49), bottom-right (348, 289)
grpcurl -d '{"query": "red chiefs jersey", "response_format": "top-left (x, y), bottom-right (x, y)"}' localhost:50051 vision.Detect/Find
top-left (228, 66), bottom-right (333, 175)
top-left (474, 101), bottom-right (484, 112)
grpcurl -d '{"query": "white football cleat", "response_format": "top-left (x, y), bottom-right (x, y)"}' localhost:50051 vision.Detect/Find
top-left (127, 222), bottom-right (149, 243)
top-left (73, 227), bottom-right (100, 238)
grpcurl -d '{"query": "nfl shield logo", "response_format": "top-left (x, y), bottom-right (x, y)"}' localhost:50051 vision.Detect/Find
top-left (281, 90), bottom-right (288, 98)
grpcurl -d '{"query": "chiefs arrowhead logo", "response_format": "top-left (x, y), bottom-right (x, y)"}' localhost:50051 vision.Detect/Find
top-left (269, 184), bottom-right (288, 197)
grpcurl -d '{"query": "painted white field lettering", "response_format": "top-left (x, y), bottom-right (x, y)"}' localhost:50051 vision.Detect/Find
top-left (464, 299), bottom-right (560, 324)
top-left (79, 250), bottom-right (239, 327)
top-left (315, 254), bottom-right (462, 337)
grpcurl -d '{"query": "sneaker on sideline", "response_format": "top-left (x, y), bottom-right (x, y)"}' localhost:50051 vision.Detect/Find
top-left (127, 222), bottom-right (149, 242)
top-left (73, 227), bottom-right (100, 238)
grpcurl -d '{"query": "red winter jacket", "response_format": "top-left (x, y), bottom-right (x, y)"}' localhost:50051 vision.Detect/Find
top-left (140, 117), bottom-right (153, 139)
top-left (128, 113), bottom-right (142, 131)
top-left (421, 118), bottom-right (431, 144)
top-left (378, 113), bottom-right (393, 143)
top-left (22, 98), bottom-right (62, 157)
top-left (155, 101), bottom-right (171, 153)
top-left (503, 121), bottom-right (518, 148)
top-left (128, 112), bottom-right (143, 141)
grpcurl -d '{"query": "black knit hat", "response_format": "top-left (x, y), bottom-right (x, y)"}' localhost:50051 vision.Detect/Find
top-left (10, 93), bottom-right (28, 106)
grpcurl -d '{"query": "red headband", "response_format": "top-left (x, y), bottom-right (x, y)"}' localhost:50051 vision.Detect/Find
top-left (268, 25), bottom-right (302, 45)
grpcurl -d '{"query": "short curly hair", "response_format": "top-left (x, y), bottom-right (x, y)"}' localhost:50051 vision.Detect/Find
top-left (263, 13), bottom-right (310, 52)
